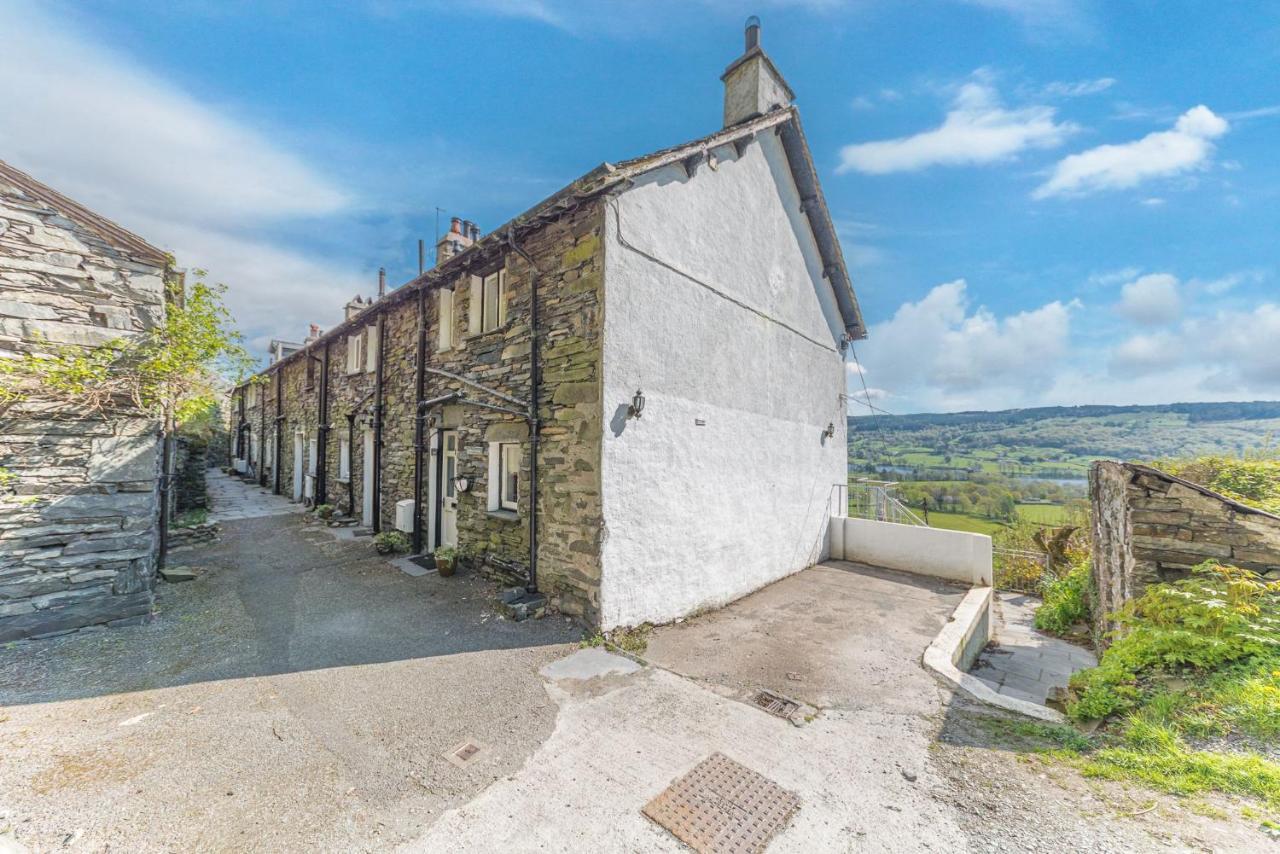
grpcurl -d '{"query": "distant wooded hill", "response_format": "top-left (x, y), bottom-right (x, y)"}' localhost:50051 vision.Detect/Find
top-left (848, 401), bottom-right (1280, 479)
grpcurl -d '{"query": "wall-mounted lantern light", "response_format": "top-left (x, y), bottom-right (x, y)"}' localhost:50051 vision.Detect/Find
top-left (823, 422), bottom-right (835, 440)
top-left (454, 476), bottom-right (471, 494)
top-left (628, 389), bottom-right (646, 419)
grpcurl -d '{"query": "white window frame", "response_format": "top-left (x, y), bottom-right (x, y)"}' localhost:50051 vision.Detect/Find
top-left (469, 266), bottom-right (507, 336)
top-left (437, 288), bottom-right (455, 352)
top-left (364, 324), bottom-right (379, 372)
top-left (347, 333), bottom-right (364, 374)
top-left (338, 437), bottom-right (351, 482)
top-left (488, 441), bottom-right (520, 513)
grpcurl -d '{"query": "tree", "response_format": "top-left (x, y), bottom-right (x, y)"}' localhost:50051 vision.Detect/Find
top-left (0, 268), bottom-right (254, 433)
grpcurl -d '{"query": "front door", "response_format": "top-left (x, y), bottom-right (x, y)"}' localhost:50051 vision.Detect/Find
top-left (292, 432), bottom-right (304, 501)
top-left (439, 430), bottom-right (458, 548)
top-left (362, 427), bottom-right (375, 528)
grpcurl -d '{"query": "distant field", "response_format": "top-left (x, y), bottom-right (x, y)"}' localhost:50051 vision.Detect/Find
top-left (922, 511), bottom-right (1006, 536)
top-left (1016, 503), bottom-right (1072, 524)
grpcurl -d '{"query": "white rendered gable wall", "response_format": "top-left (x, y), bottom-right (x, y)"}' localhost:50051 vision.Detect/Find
top-left (599, 130), bottom-right (848, 628)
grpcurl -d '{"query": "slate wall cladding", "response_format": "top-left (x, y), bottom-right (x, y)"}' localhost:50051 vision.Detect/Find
top-left (235, 201), bottom-right (606, 622)
top-left (1090, 460), bottom-right (1280, 640)
top-left (0, 169), bottom-right (166, 641)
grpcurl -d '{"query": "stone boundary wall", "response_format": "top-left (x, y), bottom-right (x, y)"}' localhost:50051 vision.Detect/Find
top-left (0, 167), bottom-right (167, 641)
top-left (1090, 460), bottom-right (1280, 636)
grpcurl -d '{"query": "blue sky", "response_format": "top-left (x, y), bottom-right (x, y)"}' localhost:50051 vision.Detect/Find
top-left (2, 0), bottom-right (1277, 413)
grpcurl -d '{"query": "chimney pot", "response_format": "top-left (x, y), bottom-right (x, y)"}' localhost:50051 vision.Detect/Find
top-left (309, 323), bottom-right (321, 338)
top-left (745, 15), bottom-right (760, 50)
top-left (450, 216), bottom-right (463, 234)
top-left (378, 266), bottom-right (387, 299)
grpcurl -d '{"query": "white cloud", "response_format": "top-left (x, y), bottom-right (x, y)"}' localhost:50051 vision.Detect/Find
top-left (1109, 331), bottom-right (1182, 376)
top-left (1042, 77), bottom-right (1115, 98)
top-left (837, 79), bottom-right (1076, 174)
top-left (1034, 106), bottom-right (1230, 199)
top-left (1116, 273), bottom-right (1182, 325)
top-left (856, 281), bottom-right (1076, 409)
top-left (1085, 266), bottom-right (1142, 289)
top-left (0, 1), bottom-right (364, 360)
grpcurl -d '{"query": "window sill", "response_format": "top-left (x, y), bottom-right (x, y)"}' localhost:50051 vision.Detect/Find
top-left (487, 509), bottom-right (520, 523)
top-left (336, 477), bottom-right (350, 484)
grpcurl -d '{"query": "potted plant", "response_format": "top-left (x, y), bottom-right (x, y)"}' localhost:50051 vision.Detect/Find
top-left (373, 530), bottom-right (409, 555)
top-left (434, 546), bottom-right (458, 577)
top-left (314, 503), bottom-right (334, 520)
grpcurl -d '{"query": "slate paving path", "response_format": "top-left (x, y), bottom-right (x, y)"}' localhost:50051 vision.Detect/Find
top-left (206, 469), bottom-right (303, 521)
top-left (970, 591), bottom-right (1097, 706)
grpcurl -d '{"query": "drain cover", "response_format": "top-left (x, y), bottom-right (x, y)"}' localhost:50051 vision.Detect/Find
top-left (752, 690), bottom-right (799, 719)
top-left (642, 752), bottom-right (799, 854)
top-left (444, 739), bottom-right (489, 769)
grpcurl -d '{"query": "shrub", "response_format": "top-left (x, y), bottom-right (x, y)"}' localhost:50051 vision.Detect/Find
top-left (1068, 561), bottom-right (1280, 722)
top-left (1035, 558), bottom-right (1092, 635)
top-left (373, 531), bottom-right (410, 555)
top-left (314, 503), bottom-right (334, 519)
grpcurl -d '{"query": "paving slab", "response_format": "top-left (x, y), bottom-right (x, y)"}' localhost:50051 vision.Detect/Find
top-left (971, 591), bottom-right (1098, 708)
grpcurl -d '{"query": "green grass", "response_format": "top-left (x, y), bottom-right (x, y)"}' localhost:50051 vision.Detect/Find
top-left (923, 511), bottom-right (1007, 536)
top-left (1016, 502), bottom-right (1071, 524)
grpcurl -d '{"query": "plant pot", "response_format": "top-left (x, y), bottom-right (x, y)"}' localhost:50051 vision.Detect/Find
top-left (436, 557), bottom-right (456, 577)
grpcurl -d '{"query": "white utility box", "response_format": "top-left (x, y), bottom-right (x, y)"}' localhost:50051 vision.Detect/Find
top-left (394, 499), bottom-right (415, 533)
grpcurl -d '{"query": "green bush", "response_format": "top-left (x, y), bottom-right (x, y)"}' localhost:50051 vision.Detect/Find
top-left (1035, 558), bottom-right (1091, 635)
top-left (1068, 561), bottom-right (1280, 723)
top-left (373, 531), bottom-right (410, 555)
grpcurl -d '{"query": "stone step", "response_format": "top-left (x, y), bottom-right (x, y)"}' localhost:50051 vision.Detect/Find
top-left (497, 587), bottom-right (546, 621)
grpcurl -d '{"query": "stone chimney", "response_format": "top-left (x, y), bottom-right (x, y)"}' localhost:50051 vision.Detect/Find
top-left (306, 323), bottom-right (322, 343)
top-left (436, 216), bottom-right (475, 266)
top-left (721, 16), bottom-right (794, 128)
top-left (344, 294), bottom-right (369, 321)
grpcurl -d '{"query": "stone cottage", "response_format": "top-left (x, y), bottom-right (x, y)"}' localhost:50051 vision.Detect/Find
top-left (231, 20), bottom-right (865, 628)
top-left (0, 159), bottom-right (170, 641)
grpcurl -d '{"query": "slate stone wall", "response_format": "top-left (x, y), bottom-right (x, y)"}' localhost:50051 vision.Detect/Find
top-left (1090, 460), bottom-right (1280, 639)
top-left (232, 201), bottom-right (606, 622)
top-left (0, 171), bottom-right (166, 641)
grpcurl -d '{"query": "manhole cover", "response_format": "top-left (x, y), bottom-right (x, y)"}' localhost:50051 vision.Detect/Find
top-left (642, 752), bottom-right (799, 854)
top-left (752, 690), bottom-right (799, 719)
top-left (444, 739), bottom-right (489, 769)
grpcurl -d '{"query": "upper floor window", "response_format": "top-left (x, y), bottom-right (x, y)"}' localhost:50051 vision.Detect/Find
top-left (469, 266), bottom-right (507, 336)
top-left (437, 288), bottom-right (455, 352)
top-left (346, 332), bottom-right (365, 374)
top-left (304, 355), bottom-right (316, 389)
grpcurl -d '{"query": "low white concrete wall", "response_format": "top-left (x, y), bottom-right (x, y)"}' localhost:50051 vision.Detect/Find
top-left (923, 587), bottom-right (1065, 723)
top-left (831, 517), bottom-right (992, 586)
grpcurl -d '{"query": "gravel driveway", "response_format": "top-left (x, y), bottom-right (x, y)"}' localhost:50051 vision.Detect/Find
top-left (0, 504), bottom-right (577, 852)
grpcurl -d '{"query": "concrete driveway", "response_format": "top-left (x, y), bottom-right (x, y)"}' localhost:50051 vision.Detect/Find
top-left (0, 488), bottom-right (578, 852)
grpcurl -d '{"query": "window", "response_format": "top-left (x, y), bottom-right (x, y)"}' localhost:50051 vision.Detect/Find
top-left (488, 441), bottom-right (520, 513)
top-left (469, 267), bottom-right (507, 336)
top-left (346, 333), bottom-right (364, 374)
top-left (305, 355), bottom-right (315, 389)
top-left (338, 437), bottom-right (351, 481)
top-left (246, 384), bottom-right (258, 407)
top-left (437, 288), bottom-right (455, 352)
top-left (500, 443), bottom-right (520, 511)
top-left (364, 324), bottom-right (379, 372)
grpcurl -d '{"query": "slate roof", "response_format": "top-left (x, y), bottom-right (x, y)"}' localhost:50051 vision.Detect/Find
top-left (0, 158), bottom-right (168, 266)
top-left (255, 105), bottom-right (865, 380)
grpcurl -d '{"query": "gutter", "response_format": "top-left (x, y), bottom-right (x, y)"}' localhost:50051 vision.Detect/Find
top-left (273, 369), bottom-right (284, 495)
top-left (315, 342), bottom-right (331, 507)
top-left (412, 285), bottom-right (428, 554)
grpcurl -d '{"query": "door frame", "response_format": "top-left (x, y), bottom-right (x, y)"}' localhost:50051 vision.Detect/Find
top-left (362, 426), bottom-right (375, 528)
top-left (292, 431), bottom-right (304, 501)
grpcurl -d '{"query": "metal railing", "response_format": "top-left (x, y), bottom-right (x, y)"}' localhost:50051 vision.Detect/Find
top-left (848, 481), bottom-right (928, 527)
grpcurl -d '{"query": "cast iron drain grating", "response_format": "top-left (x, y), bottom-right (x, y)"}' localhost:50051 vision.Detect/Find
top-left (643, 752), bottom-right (800, 854)
top-left (752, 690), bottom-right (799, 719)
top-left (444, 739), bottom-right (489, 769)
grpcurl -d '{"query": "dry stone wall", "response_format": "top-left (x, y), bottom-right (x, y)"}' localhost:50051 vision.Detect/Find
top-left (233, 201), bottom-right (606, 622)
top-left (1090, 460), bottom-right (1280, 636)
top-left (0, 169), bottom-right (166, 641)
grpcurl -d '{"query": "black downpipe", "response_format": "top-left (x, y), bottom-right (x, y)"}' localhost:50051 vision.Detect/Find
top-left (412, 285), bottom-right (428, 554)
top-left (346, 412), bottom-right (356, 517)
top-left (273, 369), bottom-right (284, 495)
top-left (259, 381), bottom-right (267, 487)
top-left (371, 311), bottom-right (386, 533)
top-left (506, 227), bottom-right (541, 594)
top-left (315, 343), bottom-right (330, 507)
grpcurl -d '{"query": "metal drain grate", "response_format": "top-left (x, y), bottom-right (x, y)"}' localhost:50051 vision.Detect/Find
top-left (642, 752), bottom-right (800, 854)
top-left (752, 690), bottom-right (799, 719)
top-left (444, 739), bottom-right (489, 769)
